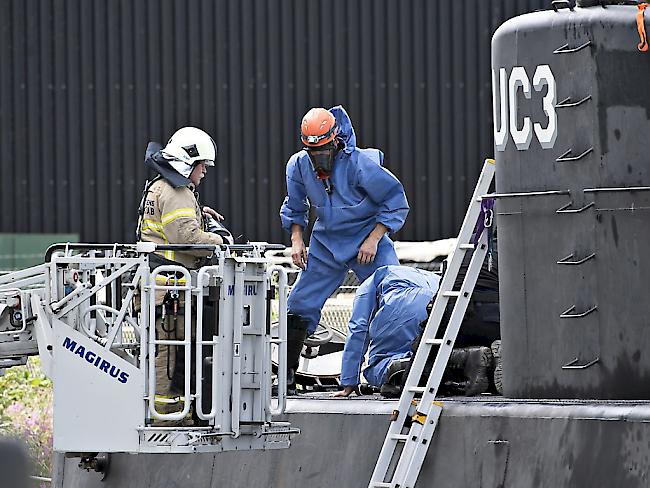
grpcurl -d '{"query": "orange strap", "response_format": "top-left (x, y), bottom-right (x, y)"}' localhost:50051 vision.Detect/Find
top-left (637, 3), bottom-right (649, 52)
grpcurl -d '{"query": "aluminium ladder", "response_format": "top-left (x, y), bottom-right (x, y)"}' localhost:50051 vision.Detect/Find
top-left (368, 158), bottom-right (496, 488)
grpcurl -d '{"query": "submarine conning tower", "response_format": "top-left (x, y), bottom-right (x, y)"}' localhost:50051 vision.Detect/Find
top-left (493, 1), bottom-right (650, 399)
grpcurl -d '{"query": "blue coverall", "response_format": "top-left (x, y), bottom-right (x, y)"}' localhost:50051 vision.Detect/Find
top-left (340, 265), bottom-right (440, 387)
top-left (280, 106), bottom-right (409, 335)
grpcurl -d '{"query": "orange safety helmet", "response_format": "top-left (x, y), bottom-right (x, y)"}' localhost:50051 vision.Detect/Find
top-left (300, 108), bottom-right (339, 147)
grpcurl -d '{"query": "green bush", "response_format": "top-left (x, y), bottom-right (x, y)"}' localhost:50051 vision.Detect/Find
top-left (0, 358), bottom-right (53, 481)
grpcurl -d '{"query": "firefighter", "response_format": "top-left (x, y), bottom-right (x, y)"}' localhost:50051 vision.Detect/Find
top-left (280, 105), bottom-right (409, 394)
top-left (137, 126), bottom-right (224, 268)
top-left (136, 126), bottom-right (224, 415)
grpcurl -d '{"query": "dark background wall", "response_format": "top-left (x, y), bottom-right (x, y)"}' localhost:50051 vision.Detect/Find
top-left (0, 0), bottom-right (548, 245)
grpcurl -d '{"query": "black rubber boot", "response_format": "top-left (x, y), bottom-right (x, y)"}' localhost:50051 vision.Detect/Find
top-left (286, 314), bottom-right (308, 395)
top-left (448, 346), bottom-right (493, 396)
top-left (380, 357), bottom-right (411, 398)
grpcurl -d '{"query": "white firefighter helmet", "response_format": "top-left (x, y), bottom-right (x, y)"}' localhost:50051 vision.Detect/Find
top-left (162, 127), bottom-right (217, 178)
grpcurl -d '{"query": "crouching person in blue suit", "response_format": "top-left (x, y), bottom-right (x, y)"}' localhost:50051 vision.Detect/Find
top-left (334, 265), bottom-right (440, 397)
top-left (280, 106), bottom-right (409, 394)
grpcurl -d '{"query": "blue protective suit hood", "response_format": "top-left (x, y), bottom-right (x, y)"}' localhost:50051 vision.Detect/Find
top-left (329, 105), bottom-right (356, 153)
top-left (144, 142), bottom-right (191, 188)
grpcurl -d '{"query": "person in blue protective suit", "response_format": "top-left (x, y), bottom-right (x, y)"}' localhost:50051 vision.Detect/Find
top-left (333, 265), bottom-right (440, 397)
top-left (280, 106), bottom-right (409, 395)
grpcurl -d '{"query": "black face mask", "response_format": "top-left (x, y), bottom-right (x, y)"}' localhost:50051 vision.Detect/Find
top-left (306, 142), bottom-right (338, 176)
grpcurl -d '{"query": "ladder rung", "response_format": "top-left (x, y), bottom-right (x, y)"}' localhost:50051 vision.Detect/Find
top-left (442, 291), bottom-right (461, 297)
top-left (408, 386), bottom-right (426, 393)
top-left (424, 338), bottom-right (443, 345)
top-left (390, 434), bottom-right (409, 442)
top-left (459, 243), bottom-right (475, 250)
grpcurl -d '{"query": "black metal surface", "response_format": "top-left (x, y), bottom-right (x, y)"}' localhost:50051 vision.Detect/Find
top-left (493, 4), bottom-right (650, 398)
top-left (0, 0), bottom-right (548, 246)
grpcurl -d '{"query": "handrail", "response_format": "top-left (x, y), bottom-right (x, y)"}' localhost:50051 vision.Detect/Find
top-left (556, 253), bottom-right (596, 265)
top-left (560, 305), bottom-right (598, 318)
top-left (268, 266), bottom-right (288, 416)
top-left (562, 357), bottom-right (599, 369)
top-left (148, 265), bottom-right (193, 421)
top-left (194, 266), bottom-right (221, 421)
top-left (553, 40), bottom-right (591, 54)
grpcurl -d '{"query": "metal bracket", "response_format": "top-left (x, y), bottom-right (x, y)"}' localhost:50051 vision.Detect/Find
top-left (482, 189), bottom-right (570, 199)
top-left (556, 147), bottom-right (593, 162)
top-left (556, 95), bottom-right (591, 108)
top-left (560, 305), bottom-right (598, 318)
top-left (551, 0), bottom-right (573, 12)
top-left (553, 40), bottom-right (591, 54)
top-left (556, 253), bottom-right (596, 265)
top-left (584, 186), bottom-right (650, 194)
top-left (562, 357), bottom-right (600, 370)
top-left (78, 452), bottom-right (110, 480)
top-left (555, 201), bottom-right (594, 214)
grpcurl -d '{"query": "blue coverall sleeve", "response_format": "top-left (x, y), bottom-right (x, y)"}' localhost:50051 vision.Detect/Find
top-left (357, 154), bottom-right (409, 234)
top-left (279, 155), bottom-right (309, 233)
top-left (340, 277), bottom-right (378, 386)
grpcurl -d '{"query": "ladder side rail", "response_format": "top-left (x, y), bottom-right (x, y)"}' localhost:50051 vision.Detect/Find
top-left (438, 160), bottom-right (495, 283)
top-left (368, 274), bottom-right (464, 482)
top-left (405, 231), bottom-right (490, 421)
top-left (194, 266), bottom-right (221, 421)
top-left (394, 159), bottom-right (494, 409)
top-left (369, 160), bottom-right (495, 487)
top-left (398, 403), bottom-right (444, 488)
top-left (371, 215), bottom-right (483, 473)
top-left (392, 231), bottom-right (489, 486)
top-left (231, 262), bottom-right (246, 438)
top-left (370, 251), bottom-right (482, 484)
top-left (378, 234), bottom-right (489, 486)
top-left (369, 287), bottom-right (454, 483)
top-left (146, 265), bottom-right (193, 421)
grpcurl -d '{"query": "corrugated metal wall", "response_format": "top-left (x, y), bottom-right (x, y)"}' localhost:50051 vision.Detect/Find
top-left (0, 0), bottom-right (549, 245)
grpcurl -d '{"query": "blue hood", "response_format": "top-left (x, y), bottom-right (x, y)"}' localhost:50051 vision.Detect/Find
top-left (329, 105), bottom-right (356, 153)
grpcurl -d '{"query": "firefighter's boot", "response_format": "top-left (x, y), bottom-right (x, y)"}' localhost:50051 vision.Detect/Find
top-left (448, 346), bottom-right (493, 396)
top-left (286, 314), bottom-right (308, 396)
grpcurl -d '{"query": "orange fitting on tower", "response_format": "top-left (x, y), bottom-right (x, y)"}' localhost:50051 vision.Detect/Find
top-left (637, 3), bottom-right (649, 52)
